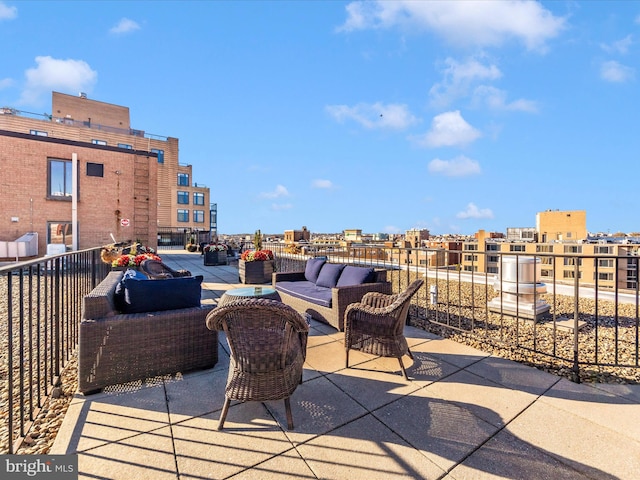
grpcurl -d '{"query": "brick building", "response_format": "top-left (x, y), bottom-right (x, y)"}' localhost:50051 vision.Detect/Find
top-left (0, 92), bottom-right (211, 257)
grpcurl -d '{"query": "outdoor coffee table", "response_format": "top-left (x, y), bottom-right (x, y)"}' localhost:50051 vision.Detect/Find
top-left (218, 286), bottom-right (281, 306)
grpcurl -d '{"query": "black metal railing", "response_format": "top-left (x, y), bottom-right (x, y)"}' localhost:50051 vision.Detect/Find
top-left (0, 248), bottom-right (109, 454)
top-left (266, 242), bottom-right (640, 383)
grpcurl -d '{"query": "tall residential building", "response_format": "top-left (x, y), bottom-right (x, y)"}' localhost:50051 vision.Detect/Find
top-left (536, 209), bottom-right (587, 242)
top-left (0, 92), bottom-right (211, 256)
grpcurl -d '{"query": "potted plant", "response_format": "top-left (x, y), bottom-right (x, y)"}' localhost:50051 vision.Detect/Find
top-left (238, 248), bottom-right (275, 283)
top-left (203, 243), bottom-right (229, 266)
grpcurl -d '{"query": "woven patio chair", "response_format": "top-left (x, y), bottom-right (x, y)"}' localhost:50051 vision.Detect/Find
top-left (205, 298), bottom-right (309, 430)
top-left (345, 279), bottom-right (424, 380)
top-left (140, 258), bottom-right (192, 279)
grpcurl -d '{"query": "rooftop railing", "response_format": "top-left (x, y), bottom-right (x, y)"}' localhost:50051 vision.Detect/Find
top-left (0, 248), bottom-right (109, 453)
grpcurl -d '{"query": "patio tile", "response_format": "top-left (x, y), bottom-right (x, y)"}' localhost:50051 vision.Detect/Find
top-left (422, 369), bottom-right (538, 428)
top-left (324, 367), bottom-right (422, 412)
top-left (505, 398), bottom-right (640, 480)
top-left (164, 367), bottom-right (229, 422)
top-left (53, 382), bottom-right (170, 453)
top-left (172, 407), bottom-right (295, 479)
top-left (274, 375), bottom-right (369, 444)
top-left (411, 337), bottom-right (490, 369)
top-left (372, 387), bottom-right (499, 473)
top-left (228, 448), bottom-right (317, 479)
top-left (75, 426), bottom-right (177, 480)
top-left (466, 355), bottom-right (560, 395)
top-left (296, 414), bottom-right (446, 480)
top-left (305, 337), bottom-right (370, 374)
top-left (539, 377), bottom-right (640, 442)
top-left (446, 428), bottom-right (595, 480)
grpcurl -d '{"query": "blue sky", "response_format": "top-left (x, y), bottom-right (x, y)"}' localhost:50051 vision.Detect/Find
top-left (1, 1), bottom-right (639, 236)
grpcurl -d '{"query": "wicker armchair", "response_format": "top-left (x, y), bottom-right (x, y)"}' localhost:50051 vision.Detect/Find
top-left (140, 259), bottom-right (192, 278)
top-left (345, 279), bottom-right (424, 380)
top-left (205, 298), bottom-right (309, 430)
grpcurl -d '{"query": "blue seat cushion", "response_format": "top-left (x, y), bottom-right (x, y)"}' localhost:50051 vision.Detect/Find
top-left (275, 281), bottom-right (333, 308)
top-left (316, 263), bottom-right (345, 288)
top-left (119, 275), bottom-right (203, 314)
top-left (304, 257), bottom-right (327, 283)
top-left (336, 266), bottom-right (375, 287)
top-left (114, 269), bottom-right (149, 312)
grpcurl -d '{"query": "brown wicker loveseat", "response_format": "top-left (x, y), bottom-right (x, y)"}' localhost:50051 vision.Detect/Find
top-left (79, 271), bottom-right (217, 394)
top-left (273, 258), bottom-right (392, 331)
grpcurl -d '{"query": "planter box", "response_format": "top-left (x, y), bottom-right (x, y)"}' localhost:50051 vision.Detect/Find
top-left (204, 250), bottom-right (228, 266)
top-left (239, 260), bottom-right (274, 284)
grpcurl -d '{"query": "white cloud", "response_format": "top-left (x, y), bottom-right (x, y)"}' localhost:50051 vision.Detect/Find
top-left (383, 225), bottom-right (401, 234)
top-left (456, 203), bottom-right (494, 219)
top-left (19, 56), bottom-right (97, 106)
top-left (0, 77), bottom-right (14, 89)
top-left (260, 185), bottom-right (289, 199)
top-left (472, 85), bottom-right (538, 113)
top-left (0, 2), bottom-right (17, 20)
top-left (414, 110), bottom-right (481, 148)
top-left (428, 155), bottom-right (481, 177)
top-left (326, 102), bottom-right (418, 130)
top-left (429, 56), bottom-right (502, 107)
top-left (271, 203), bottom-right (293, 211)
top-left (601, 61), bottom-right (635, 83)
top-left (601, 35), bottom-right (634, 55)
top-left (110, 18), bottom-right (141, 35)
top-left (312, 179), bottom-right (334, 189)
top-left (338, 0), bottom-right (566, 51)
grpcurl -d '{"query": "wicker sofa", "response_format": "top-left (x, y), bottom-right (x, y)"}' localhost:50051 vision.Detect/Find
top-left (273, 258), bottom-right (392, 331)
top-left (79, 271), bottom-right (218, 394)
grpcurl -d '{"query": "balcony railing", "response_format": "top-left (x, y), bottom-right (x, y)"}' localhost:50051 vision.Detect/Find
top-left (0, 248), bottom-right (109, 453)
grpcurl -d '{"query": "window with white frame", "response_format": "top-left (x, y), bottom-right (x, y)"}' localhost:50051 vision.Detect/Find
top-left (193, 210), bottom-right (205, 223)
top-left (193, 192), bottom-right (205, 205)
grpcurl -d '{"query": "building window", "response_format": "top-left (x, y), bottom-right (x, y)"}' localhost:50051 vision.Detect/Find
top-left (30, 129), bottom-right (48, 137)
top-left (541, 269), bottom-right (552, 277)
top-left (86, 163), bottom-right (104, 177)
top-left (92, 139), bottom-right (107, 145)
top-left (564, 257), bottom-right (582, 266)
top-left (541, 257), bottom-right (553, 265)
top-left (193, 192), bottom-right (205, 205)
top-left (194, 210), bottom-right (205, 223)
top-left (597, 259), bottom-right (614, 268)
top-left (177, 191), bottom-right (189, 204)
top-left (151, 148), bottom-right (164, 164)
top-left (537, 245), bottom-right (553, 253)
top-left (47, 222), bottom-right (72, 248)
top-left (177, 209), bottom-right (189, 222)
top-left (597, 272), bottom-right (614, 281)
top-left (486, 244), bottom-right (498, 251)
top-left (118, 143), bottom-right (132, 149)
top-left (177, 173), bottom-right (189, 186)
top-left (487, 255), bottom-right (499, 263)
top-left (487, 267), bottom-right (499, 274)
top-left (464, 244), bottom-right (478, 251)
top-left (564, 245), bottom-right (582, 254)
top-left (510, 245), bottom-right (525, 252)
top-left (48, 159), bottom-right (72, 198)
top-left (595, 246), bottom-right (612, 254)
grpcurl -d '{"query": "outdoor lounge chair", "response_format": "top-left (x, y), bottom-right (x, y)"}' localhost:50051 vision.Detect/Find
top-left (344, 279), bottom-right (424, 380)
top-left (205, 298), bottom-right (309, 430)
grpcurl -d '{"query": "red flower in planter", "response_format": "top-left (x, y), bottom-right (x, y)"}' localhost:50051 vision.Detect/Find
top-left (240, 249), bottom-right (274, 262)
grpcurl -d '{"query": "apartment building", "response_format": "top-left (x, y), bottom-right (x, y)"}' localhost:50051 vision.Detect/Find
top-left (460, 212), bottom-right (638, 291)
top-left (0, 92), bottom-right (211, 256)
top-left (284, 226), bottom-right (310, 243)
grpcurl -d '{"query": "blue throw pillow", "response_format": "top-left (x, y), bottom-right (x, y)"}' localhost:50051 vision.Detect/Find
top-left (114, 269), bottom-right (149, 311)
top-left (315, 263), bottom-right (345, 288)
top-left (336, 266), bottom-right (375, 287)
top-left (120, 275), bottom-right (203, 314)
top-left (304, 257), bottom-right (327, 283)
